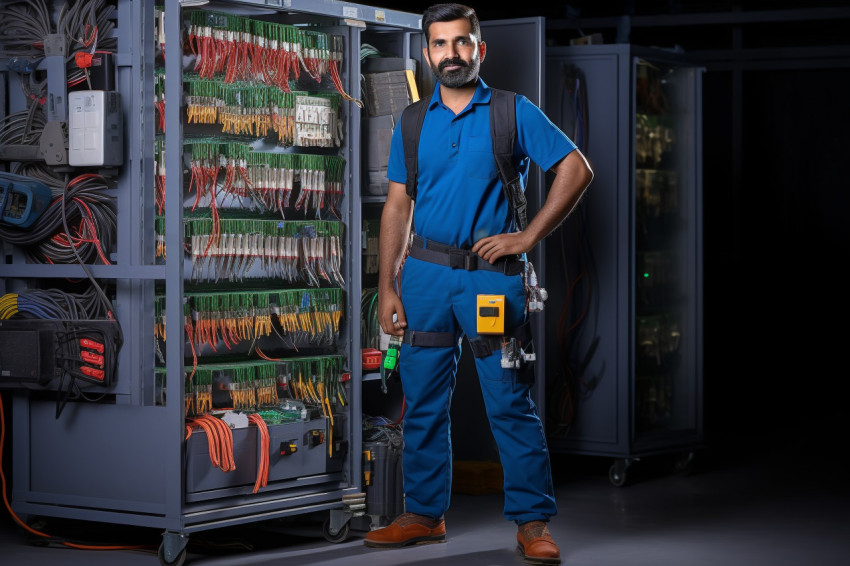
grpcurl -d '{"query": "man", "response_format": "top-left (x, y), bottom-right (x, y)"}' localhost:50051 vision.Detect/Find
top-left (363, 4), bottom-right (593, 564)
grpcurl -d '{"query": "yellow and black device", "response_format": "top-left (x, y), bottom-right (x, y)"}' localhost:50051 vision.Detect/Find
top-left (363, 449), bottom-right (372, 486)
top-left (477, 294), bottom-right (505, 335)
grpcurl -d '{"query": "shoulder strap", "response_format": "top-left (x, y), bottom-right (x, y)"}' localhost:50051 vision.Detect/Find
top-left (489, 88), bottom-right (527, 232)
top-left (400, 94), bottom-right (431, 201)
top-left (399, 89), bottom-right (526, 231)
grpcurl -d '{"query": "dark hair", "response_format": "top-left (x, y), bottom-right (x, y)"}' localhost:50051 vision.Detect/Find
top-left (422, 3), bottom-right (481, 44)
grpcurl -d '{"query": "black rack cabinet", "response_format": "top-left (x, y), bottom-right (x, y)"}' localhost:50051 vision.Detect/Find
top-left (542, 45), bottom-right (704, 486)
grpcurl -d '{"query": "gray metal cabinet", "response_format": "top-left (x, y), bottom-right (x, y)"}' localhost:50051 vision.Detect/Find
top-left (0, 0), bottom-right (421, 561)
top-left (542, 44), bottom-right (704, 485)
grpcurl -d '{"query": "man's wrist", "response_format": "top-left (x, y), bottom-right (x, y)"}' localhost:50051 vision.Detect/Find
top-left (378, 281), bottom-right (397, 294)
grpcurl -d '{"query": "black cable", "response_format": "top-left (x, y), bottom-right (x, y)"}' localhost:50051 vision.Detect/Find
top-left (0, 1), bottom-right (54, 57)
top-left (0, 175), bottom-right (117, 264)
top-left (0, 104), bottom-right (45, 147)
top-left (59, 179), bottom-right (124, 348)
top-left (59, 0), bottom-right (118, 87)
top-left (12, 163), bottom-right (67, 197)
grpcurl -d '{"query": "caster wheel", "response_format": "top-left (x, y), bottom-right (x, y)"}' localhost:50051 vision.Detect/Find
top-left (158, 544), bottom-right (187, 566)
top-left (609, 458), bottom-right (632, 487)
top-left (322, 517), bottom-right (350, 543)
top-left (609, 464), bottom-right (628, 487)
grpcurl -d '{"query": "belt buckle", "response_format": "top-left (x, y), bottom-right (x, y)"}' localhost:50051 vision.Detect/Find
top-left (447, 249), bottom-right (476, 271)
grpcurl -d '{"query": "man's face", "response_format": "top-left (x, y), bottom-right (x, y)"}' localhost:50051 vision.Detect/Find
top-left (424, 18), bottom-right (485, 89)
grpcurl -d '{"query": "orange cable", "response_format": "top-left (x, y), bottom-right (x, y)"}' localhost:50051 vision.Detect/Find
top-left (247, 414), bottom-right (269, 493)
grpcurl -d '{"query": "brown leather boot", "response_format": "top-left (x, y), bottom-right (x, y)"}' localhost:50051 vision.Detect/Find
top-left (516, 521), bottom-right (561, 565)
top-left (363, 512), bottom-right (446, 548)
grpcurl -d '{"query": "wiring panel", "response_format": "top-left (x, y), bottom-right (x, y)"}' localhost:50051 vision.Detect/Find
top-left (0, 1), bottom-right (123, 405)
top-left (0, 0), bottom-right (423, 554)
top-left (150, 4), bottom-right (360, 497)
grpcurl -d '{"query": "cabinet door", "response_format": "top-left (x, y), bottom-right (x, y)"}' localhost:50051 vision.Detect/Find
top-left (542, 45), bottom-right (704, 458)
top-left (631, 54), bottom-right (704, 449)
top-left (543, 47), bottom-right (628, 455)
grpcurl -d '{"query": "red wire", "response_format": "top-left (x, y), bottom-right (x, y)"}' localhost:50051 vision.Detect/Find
top-left (393, 397), bottom-right (406, 425)
top-left (254, 347), bottom-right (281, 362)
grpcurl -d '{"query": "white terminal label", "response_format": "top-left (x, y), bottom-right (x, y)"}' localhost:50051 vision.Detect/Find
top-left (343, 6), bottom-right (357, 18)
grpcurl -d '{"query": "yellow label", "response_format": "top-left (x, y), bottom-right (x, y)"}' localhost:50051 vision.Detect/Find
top-left (477, 294), bottom-right (505, 335)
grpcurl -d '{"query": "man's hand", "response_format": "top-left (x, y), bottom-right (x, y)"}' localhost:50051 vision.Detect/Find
top-left (473, 151), bottom-right (594, 264)
top-left (378, 289), bottom-right (407, 336)
top-left (471, 231), bottom-right (532, 263)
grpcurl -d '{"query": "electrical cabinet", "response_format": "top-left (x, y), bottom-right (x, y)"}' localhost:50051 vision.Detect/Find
top-left (542, 44), bottom-right (704, 485)
top-left (0, 0), bottom-right (421, 562)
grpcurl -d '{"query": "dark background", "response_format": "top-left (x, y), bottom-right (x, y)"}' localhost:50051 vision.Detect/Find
top-left (375, 0), bottom-right (849, 463)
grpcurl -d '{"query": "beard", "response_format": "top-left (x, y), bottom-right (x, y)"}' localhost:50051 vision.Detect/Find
top-left (429, 56), bottom-right (480, 88)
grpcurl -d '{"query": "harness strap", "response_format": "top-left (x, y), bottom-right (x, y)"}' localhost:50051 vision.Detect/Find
top-left (468, 335), bottom-right (504, 358)
top-left (399, 88), bottom-right (525, 233)
top-left (401, 95), bottom-right (431, 201)
top-left (402, 329), bottom-right (455, 348)
top-left (467, 320), bottom-right (533, 358)
top-left (490, 89), bottom-right (528, 231)
top-left (408, 234), bottom-right (525, 276)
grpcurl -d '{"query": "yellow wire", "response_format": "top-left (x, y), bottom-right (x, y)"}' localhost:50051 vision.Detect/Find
top-left (0, 294), bottom-right (19, 320)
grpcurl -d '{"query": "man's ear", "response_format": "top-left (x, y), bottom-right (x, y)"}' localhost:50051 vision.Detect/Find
top-left (479, 41), bottom-right (486, 62)
top-left (423, 45), bottom-right (429, 60)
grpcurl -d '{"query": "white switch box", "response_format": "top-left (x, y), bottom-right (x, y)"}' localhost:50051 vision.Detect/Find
top-left (68, 90), bottom-right (123, 167)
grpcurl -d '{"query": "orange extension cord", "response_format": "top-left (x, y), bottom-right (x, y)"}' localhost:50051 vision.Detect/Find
top-left (0, 393), bottom-right (155, 552)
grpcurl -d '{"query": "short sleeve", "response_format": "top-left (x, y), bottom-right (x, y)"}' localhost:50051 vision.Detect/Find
top-left (515, 95), bottom-right (577, 172)
top-left (386, 118), bottom-right (407, 184)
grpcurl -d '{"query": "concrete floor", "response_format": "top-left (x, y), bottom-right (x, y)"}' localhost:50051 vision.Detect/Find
top-left (2, 417), bottom-right (848, 566)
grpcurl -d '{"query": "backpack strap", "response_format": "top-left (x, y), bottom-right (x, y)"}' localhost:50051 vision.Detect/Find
top-left (400, 89), bottom-right (526, 232)
top-left (489, 88), bottom-right (527, 231)
top-left (400, 94), bottom-right (431, 201)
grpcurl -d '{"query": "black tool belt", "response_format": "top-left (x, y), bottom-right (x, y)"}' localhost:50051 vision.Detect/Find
top-left (408, 234), bottom-right (525, 276)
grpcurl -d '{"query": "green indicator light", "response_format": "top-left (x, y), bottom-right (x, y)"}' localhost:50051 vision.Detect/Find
top-left (643, 272), bottom-right (650, 278)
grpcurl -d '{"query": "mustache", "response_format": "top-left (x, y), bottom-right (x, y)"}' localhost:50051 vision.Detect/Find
top-left (439, 58), bottom-right (468, 71)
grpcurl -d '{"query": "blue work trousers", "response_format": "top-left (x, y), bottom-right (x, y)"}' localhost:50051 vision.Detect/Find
top-left (398, 256), bottom-right (556, 524)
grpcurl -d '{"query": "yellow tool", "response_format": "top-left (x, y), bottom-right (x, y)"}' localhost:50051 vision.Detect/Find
top-left (477, 294), bottom-right (505, 335)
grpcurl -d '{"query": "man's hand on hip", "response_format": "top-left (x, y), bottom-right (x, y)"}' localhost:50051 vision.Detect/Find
top-left (472, 231), bottom-right (532, 263)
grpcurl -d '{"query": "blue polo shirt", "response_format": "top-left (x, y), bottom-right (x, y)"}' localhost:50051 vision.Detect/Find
top-left (387, 78), bottom-right (577, 249)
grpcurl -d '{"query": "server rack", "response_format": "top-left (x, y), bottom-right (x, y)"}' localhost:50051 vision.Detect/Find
top-left (0, 1), bottom-right (421, 563)
top-left (542, 44), bottom-right (704, 486)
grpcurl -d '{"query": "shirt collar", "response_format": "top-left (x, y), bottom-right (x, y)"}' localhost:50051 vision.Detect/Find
top-left (428, 77), bottom-right (491, 110)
